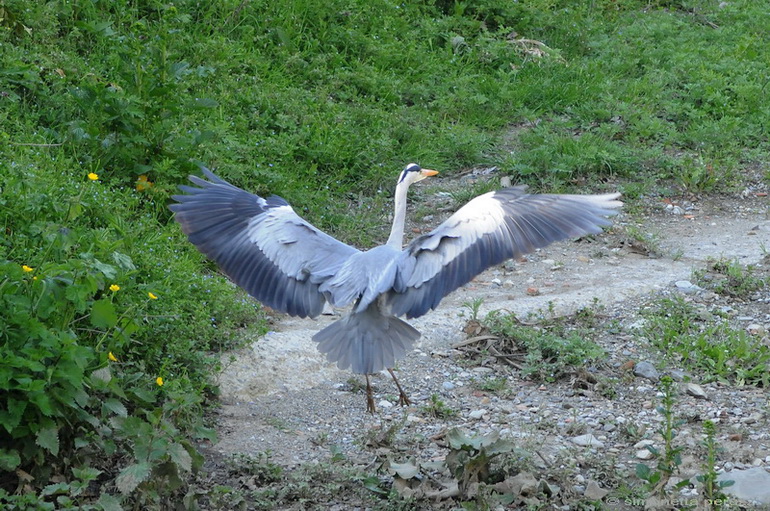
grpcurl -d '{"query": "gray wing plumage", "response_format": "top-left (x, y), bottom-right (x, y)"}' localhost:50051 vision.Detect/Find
top-left (388, 187), bottom-right (622, 319)
top-left (170, 169), bottom-right (360, 318)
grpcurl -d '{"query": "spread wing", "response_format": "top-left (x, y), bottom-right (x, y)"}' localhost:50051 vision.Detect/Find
top-left (170, 168), bottom-right (360, 318)
top-left (388, 187), bottom-right (622, 319)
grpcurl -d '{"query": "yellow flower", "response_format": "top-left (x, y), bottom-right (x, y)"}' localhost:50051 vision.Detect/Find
top-left (108, 352), bottom-right (118, 362)
top-left (109, 284), bottom-right (120, 292)
top-left (136, 174), bottom-right (154, 191)
top-left (156, 376), bottom-right (164, 386)
top-left (88, 172), bottom-right (99, 181)
top-left (148, 292), bottom-right (158, 300)
top-left (22, 265), bottom-right (34, 273)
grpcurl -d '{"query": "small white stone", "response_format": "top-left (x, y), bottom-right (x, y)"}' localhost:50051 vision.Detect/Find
top-left (636, 449), bottom-right (655, 460)
top-left (469, 409), bottom-right (486, 419)
top-left (378, 400), bottom-right (394, 409)
top-left (571, 434), bottom-right (605, 448)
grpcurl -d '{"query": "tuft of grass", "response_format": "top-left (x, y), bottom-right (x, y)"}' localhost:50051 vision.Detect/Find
top-left (639, 296), bottom-right (770, 386)
top-left (693, 258), bottom-right (767, 299)
top-left (474, 376), bottom-right (509, 394)
top-left (421, 394), bottom-right (458, 419)
top-left (483, 309), bottom-right (605, 383)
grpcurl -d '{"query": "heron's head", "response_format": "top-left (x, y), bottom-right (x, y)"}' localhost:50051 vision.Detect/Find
top-left (398, 163), bottom-right (439, 187)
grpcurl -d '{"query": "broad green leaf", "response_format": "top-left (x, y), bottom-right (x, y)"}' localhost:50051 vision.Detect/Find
top-left (91, 299), bottom-right (118, 329)
top-left (103, 398), bottom-right (128, 417)
top-left (387, 459), bottom-right (420, 480)
top-left (97, 493), bottom-right (123, 511)
top-left (115, 462), bottom-right (151, 494)
top-left (0, 397), bottom-right (26, 433)
top-left (36, 426), bottom-right (60, 455)
top-left (72, 466), bottom-right (102, 481)
top-left (168, 442), bottom-right (193, 472)
top-left (93, 259), bottom-right (118, 279)
top-left (29, 391), bottom-right (54, 416)
top-left (0, 448), bottom-right (21, 471)
top-left (112, 251), bottom-right (135, 271)
top-left (90, 366), bottom-right (112, 384)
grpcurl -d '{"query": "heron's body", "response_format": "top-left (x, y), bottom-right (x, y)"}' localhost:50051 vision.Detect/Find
top-left (171, 164), bottom-right (622, 411)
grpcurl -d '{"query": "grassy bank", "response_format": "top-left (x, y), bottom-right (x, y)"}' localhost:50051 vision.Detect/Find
top-left (1, 0), bottom-right (768, 507)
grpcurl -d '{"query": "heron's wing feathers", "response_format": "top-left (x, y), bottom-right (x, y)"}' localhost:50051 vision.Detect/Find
top-left (170, 168), bottom-right (360, 318)
top-left (389, 187), bottom-right (622, 319)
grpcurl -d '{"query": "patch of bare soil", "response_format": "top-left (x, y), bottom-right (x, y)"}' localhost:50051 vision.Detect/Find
top-left (195, 173), bottom-right (769, 510)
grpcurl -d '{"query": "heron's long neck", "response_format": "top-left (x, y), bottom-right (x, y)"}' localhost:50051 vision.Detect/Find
top-left (386, 182), bottom-right (409, 249)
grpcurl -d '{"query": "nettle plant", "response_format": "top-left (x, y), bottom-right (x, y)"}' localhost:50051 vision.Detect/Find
top-left (0, 170), bottom-right (217, 506)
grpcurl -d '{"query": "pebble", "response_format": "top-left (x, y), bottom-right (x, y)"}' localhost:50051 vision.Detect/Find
top-left (685, 383), bottom-right (708, 400)
top-left (719, 467), bottom-right (770, 504)
top-left (636, 449), bottom-right (655, 460)
top-left (674, 280), bottom-right (701, 294)
top-left (442, 381), bottom-right (455, 390)
top-left (571, 434), bottom-right (605, 448)
top-left (633, 361), bottom-right (660, 381)
top-left (583, 480), bottom-right (609, 500)
top-left (469, 410), bottom-right (486, 419)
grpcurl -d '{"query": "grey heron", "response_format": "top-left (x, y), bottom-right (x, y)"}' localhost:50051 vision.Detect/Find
top-left (170, 164), bottom-right (621, 412)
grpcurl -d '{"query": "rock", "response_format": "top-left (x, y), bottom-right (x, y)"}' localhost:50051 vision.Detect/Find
top-left (634, 440), bottom-right (655, 449)
top-left (468, 409), bottom-right (486, 419)
top-left (684, 383), bottom-right (708, 400)
top-left (583, 480), bottom-right (608, 500)
top-left (378, 400), bottom-right (394, 409)
top-left (571, 434), bottom-right (605, 448)
top-left (538, 479), bottom-right (560, 497)
top-left (442, 381), bottom-right (455, 390)
top-left (636, 449), bottom-right (655, 460)
top-left (633, 361), bottom-right (660, 382)
top-left (718, 467), bottom-right (770, 504)
top-left (674, 280), bottom-right (701, 294)
top-left (494, 472), bottom-right (539, 496)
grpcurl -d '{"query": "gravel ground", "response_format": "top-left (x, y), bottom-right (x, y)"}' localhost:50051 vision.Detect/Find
top-left (199, 174), bottom-right (770, 510)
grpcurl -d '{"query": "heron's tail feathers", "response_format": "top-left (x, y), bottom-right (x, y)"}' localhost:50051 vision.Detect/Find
top-left (312, 306), bottom-right (420, 374)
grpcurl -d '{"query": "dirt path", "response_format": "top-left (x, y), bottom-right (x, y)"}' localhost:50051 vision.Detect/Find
top-left (207, 188), bottom-right (769, 508)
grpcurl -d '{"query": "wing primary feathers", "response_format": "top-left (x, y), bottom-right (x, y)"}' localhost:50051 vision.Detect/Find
top-left (171, 169), bottom-right (359, 318)
top-left (389, 188), bottom-right (621, 319)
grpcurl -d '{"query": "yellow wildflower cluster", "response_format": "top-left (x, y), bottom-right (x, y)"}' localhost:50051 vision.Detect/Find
top-left (136, 174), bottom-right (154, 192)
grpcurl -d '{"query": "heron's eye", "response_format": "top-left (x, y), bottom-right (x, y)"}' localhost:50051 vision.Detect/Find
top-left (399, 163), bottom-right (421, 183)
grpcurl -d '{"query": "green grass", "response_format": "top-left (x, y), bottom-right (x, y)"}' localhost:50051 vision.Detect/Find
top-left (483, 308), bottom-right (605, 382)
top-left (693, 257), bottom-right (767, 299)
top-left (639, 295), bottom-right (770, 386)
top-left (3, 0), bottom-right (770, 507)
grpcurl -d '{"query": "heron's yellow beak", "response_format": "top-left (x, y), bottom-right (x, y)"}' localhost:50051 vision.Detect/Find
top-left (421, 169), bottom-right (439, 177)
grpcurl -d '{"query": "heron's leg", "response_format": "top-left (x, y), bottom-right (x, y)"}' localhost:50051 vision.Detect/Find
top-left (365, 374), bottom-right (376, 414)
top-left (387, 368), bottom-right (411, 407)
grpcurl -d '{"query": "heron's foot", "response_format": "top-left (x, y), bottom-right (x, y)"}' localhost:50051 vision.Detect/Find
top-left (365, 374), bottom-right (376, 414)
top-left (387, 368), bottom-right (411, 407)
